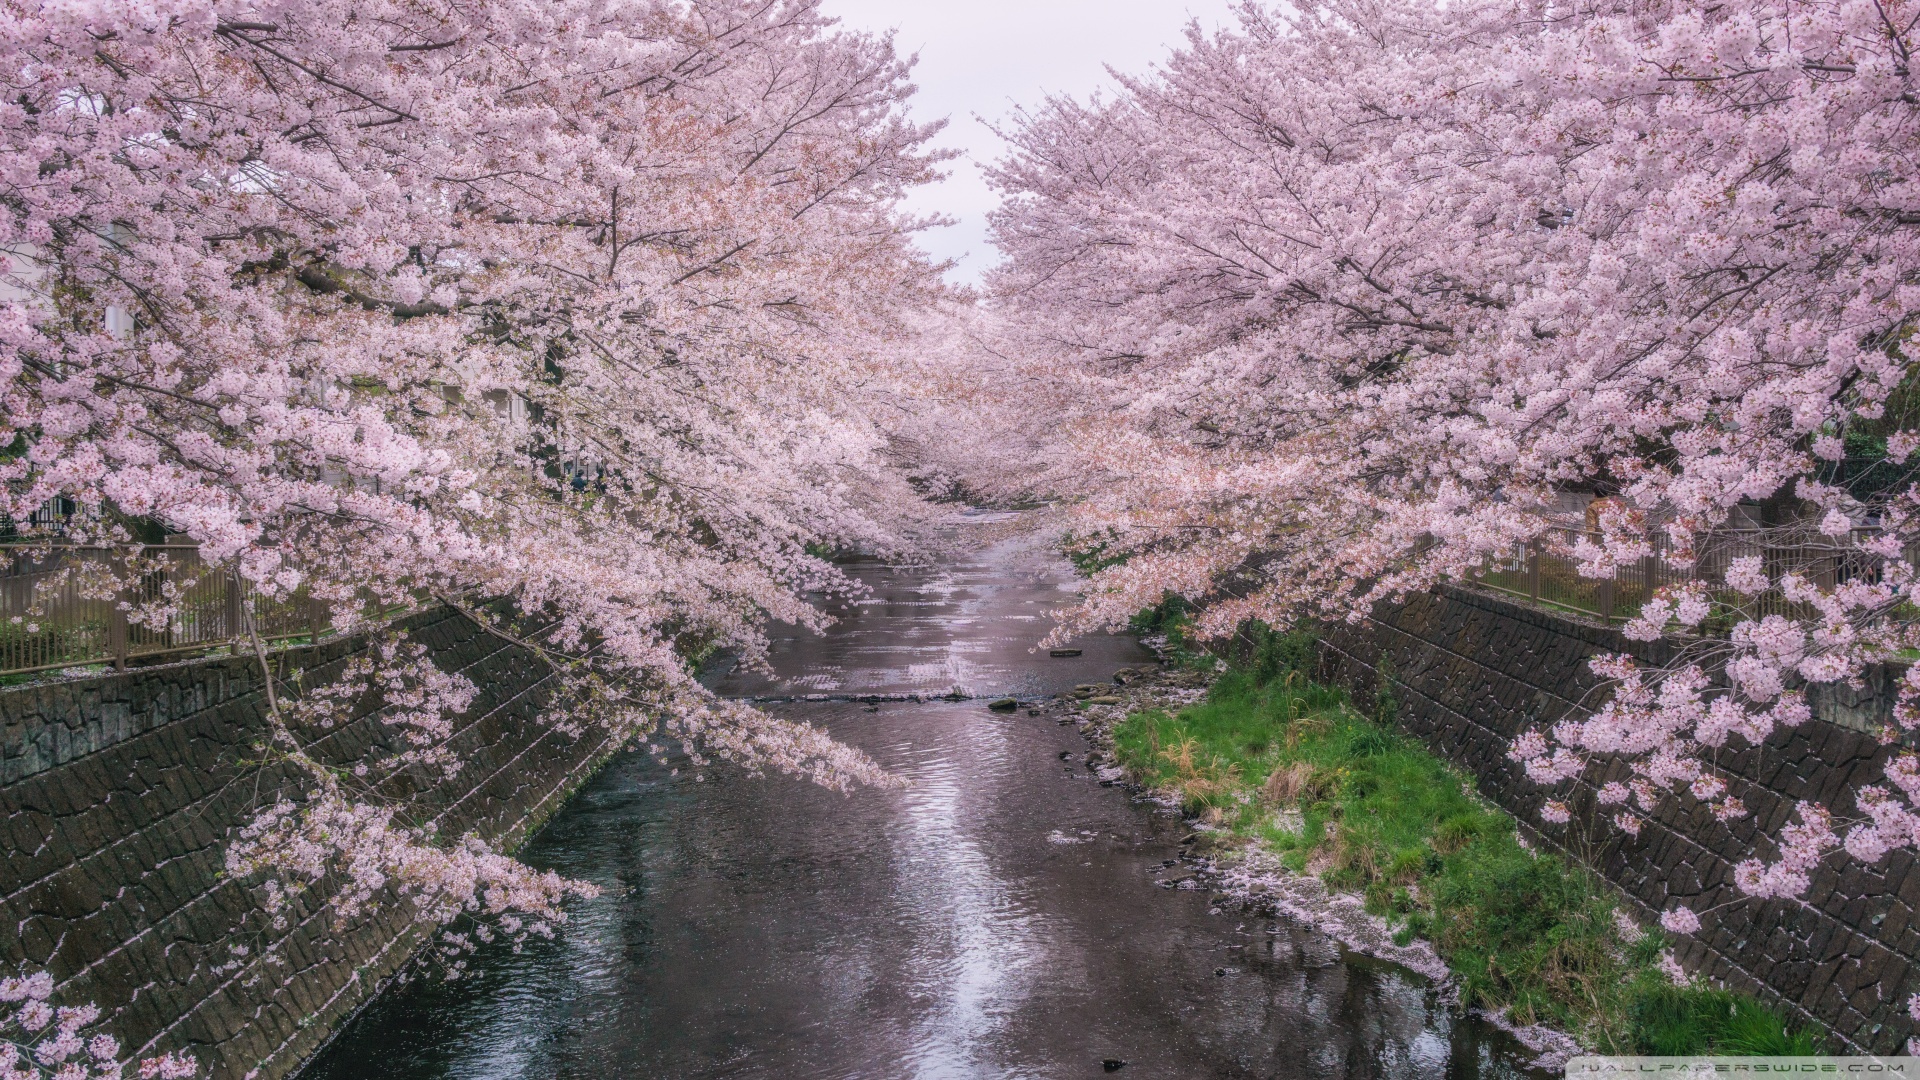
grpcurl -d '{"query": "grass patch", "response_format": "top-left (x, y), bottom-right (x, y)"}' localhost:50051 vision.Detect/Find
top-left (1628, 985), bottom-right (1821, 1056)
top-left (1109, 627), bottom-right (1816, 1055)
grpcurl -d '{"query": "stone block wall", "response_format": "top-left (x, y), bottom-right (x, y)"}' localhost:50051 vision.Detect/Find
top-left (0, 606), bottom-right (617, 1079)
top-left (1318, 585), bottom-right (1915, 1053)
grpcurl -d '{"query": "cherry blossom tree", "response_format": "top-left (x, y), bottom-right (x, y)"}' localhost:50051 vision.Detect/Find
top-left (986, 0), bottom-right (1920, 970)
top-left (0, 0), bottom-right (949, 1052)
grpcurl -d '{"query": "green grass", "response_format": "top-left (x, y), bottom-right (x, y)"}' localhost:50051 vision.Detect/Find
top-left (1628, 985), bottom-right (1822, 1056)
top-left (1109, 627), bottom-right (1817, 1055)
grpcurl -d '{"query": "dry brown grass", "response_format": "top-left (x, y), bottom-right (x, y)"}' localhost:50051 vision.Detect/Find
top-left (1283, 713), bottom-right (1331, 750)
top-left (1330, 831), bottom-right (1378, 882)
top-left (1262, 760), bottom-right (1341, 807)
top-left (1263, 761), bottom-right (1316, 805)
top-left (1157, 735), bottom-right (1242, 809)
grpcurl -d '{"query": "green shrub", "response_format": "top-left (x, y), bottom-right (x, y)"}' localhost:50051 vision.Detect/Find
top-left (1063, 531), bottom-right (1131, 575)
top-left (1129, 592), bottom-right (1191, 637)
top-left (1417, 838), bottom-right (1642, 1034)
top-left (1372, 654), bottom-right (1399, 724)
top-left (1628, 984), bottom-right (1819, 1056)
top-left (0, 619), bottom-right (109, 669)
top-left (1244, 621), bottom-right (1320, 685)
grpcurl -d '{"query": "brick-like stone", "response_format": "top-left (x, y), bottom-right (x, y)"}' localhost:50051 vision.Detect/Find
top-left (1320, 584), bottom-right (1915, 1054)
top-left (0, 606), bottom-right (614, 1080)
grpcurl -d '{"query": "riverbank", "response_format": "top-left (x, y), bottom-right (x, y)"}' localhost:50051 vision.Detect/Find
top-left (1055, 630), bottom-right (1819, 1067)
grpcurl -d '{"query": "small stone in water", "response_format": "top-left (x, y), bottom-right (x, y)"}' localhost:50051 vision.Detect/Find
top-left (1049, 648), bottom-right (1082, 657)
top-left (988, 698), bottom-right (1018, 712)
top-left (1102, 1061), bottom-right (1127, 1072)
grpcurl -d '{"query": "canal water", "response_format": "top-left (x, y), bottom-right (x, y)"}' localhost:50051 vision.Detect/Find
top-left (303, 525), bottom-right (1533, 1080)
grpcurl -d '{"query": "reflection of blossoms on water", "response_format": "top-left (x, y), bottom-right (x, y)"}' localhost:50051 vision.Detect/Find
top-left (706, 531), bottom-right (1155, 703)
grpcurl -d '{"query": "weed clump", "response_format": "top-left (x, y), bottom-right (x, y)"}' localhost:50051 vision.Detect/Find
top-left (1628, 985), bottom-right (1821, 1056)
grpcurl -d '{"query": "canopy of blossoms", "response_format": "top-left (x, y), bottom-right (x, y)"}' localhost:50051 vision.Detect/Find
top-left (0, 0), bottom-right (954, 1062)
top-left (982, 0), bottom-right (1920, 951)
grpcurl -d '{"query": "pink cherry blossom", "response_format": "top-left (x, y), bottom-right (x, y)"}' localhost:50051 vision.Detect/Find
top-left (0, 970), bottom-right (194, 1080)
top-left (977, 0), bottom-right (1920, 916)
top-left (0, 0), bottom-right (953, 1061)
top-left (1659, 907), bottom-right (1701, 935)
top-left (1724, 558), bottom-right (1772, 597)
top-left (1657, 951), bottom-right (1691, 987)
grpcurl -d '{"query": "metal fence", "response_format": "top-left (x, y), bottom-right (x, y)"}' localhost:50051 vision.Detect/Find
top-left (1, 526), bottom-right (1907, 675)
top-left (0, 544), bottom-right (331, 676)
top-left (1477, 526), bottom-right (1910, 625)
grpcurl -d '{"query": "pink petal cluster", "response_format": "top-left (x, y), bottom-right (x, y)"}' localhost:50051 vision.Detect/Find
top-left (0, 970), bottom-right (196, 1080)
top-left (972, 0), bottom-right (1920, 908)
top-left (1659, 907), bottom-right (1701, 935)
top-left (1734, 803), bottom-right (1841, 899)
top-left (0, 0), bottom-right (951, 1031)
top-left (1657, 951), bottom-right (1691, 988)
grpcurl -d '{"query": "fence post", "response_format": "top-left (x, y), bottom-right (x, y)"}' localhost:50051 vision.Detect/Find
top-left (108, 593), bottom-right (128, 671)
top-left (225, 567), bottom-right (244, 655)
top-left (103, 547), bottom-right (129, 671)
top-left (1599, 576), bottom-right (1615, 623)
top-left (309, 594), bottom-right (325, 645)
top-left (1527, 541), bottom-right (1541, 604)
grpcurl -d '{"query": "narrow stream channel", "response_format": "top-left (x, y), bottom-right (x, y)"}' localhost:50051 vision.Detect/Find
top-left (304, 524), bottom-right (1536, 1079)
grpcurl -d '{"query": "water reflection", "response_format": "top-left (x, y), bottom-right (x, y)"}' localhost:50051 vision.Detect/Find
top-left (304, 532), bottom-right (1538, 1080)
top-left (704, 535), bottom-right (1151, 701)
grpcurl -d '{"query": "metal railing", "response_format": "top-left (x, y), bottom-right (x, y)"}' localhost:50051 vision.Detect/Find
top-left (3, 526), bottom-right (1907, 674)
top-left (1477, 526), bottom-right (1912, 625)
top-left (0, 544), bottom-right (331, 676)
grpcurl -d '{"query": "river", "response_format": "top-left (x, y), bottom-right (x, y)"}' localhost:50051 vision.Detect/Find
top-left (303, 523), bottom-right (1533, 1079)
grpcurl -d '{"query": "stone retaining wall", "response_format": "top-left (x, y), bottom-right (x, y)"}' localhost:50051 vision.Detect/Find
top-left (0, 606), bottom-right (616, 1079)
top-left (1318, 585), bottom-right (1915, 1053)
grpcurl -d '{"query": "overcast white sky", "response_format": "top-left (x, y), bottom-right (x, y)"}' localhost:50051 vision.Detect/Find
top-left (819, 0), bottom-right (1244, 285)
